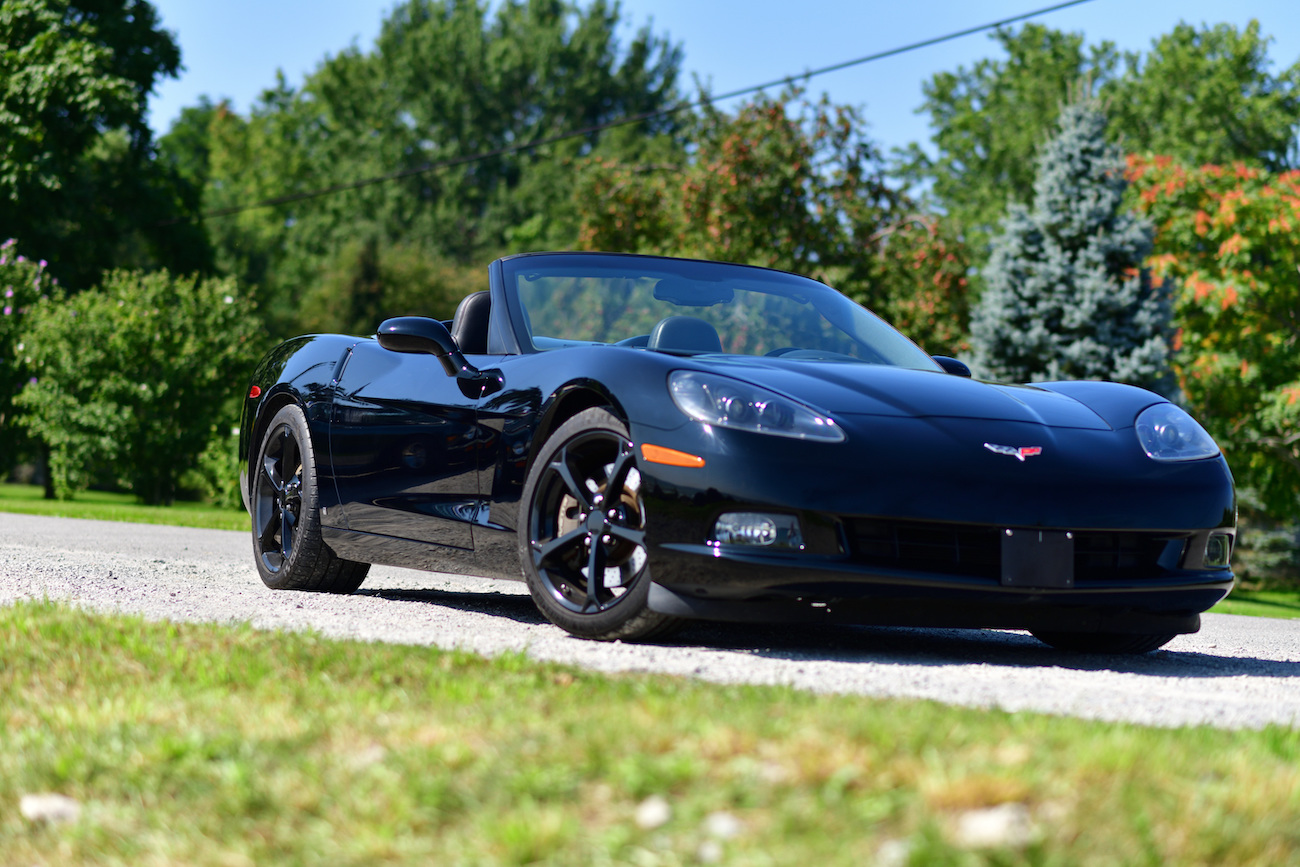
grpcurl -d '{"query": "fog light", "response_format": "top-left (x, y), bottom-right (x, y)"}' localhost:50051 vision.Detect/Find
top-left (1204, 533), bottom-right (1232, 568)
top-left (711, 512), bottom-right (803, 549)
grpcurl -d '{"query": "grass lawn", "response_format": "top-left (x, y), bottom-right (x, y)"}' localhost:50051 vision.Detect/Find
top-left (0, 483), bottom-right (246, 532)
top-left (1211, 588), bottom-right (1300, 620)
top-left (2, 601), bottom-right (1298, 866)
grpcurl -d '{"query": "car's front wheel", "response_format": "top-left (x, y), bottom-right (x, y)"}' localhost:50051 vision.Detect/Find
top-left (1030, 630), bottom-right (1177, 654)
top-left (252, 404), bottom-right (369, 593)
top-left (519, 408), bottom-right (679, 641)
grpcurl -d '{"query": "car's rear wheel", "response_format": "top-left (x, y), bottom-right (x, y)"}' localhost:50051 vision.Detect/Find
top-left (253, 404), bottom-right (369, 593)
top-left (1030, 630), bottom-right (1177, 654)
top-left (520, 408), bottom-right (679, 641)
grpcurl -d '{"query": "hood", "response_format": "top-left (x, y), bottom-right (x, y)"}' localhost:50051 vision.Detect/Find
top-left (700, 356), bottom-right (1116, 430)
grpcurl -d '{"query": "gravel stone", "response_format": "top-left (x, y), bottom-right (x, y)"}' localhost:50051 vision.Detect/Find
top-left (3, 513), bottom-right (1298, 730)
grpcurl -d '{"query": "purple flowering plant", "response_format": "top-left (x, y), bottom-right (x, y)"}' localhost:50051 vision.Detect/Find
top-left (0, 239), bottom-right (52, 431)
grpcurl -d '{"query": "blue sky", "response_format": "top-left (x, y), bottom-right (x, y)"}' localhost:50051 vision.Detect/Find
top-left (146, 0), bottom-right (1300, 155)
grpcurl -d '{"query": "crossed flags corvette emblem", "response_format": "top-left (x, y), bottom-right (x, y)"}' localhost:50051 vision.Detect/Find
top-left (984, 442), bottom-right (1043, 462)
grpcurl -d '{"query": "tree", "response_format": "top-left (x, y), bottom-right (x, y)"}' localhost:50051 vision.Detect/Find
top-left (903, 24), bottom-right (1117, 257)
top-left (157, 96), bottom-right (219, 194)
top-left (1106, 21), bottom-right (1300, 172)
top-left (0, 0), bottom-right (206, 289)
top-left (15, 269), bottom-right (259, 504)
top-left (1128, 156), bottom-right (1300, 514)
top-left (573, 90), bottom-right (971, 354)
top-left (201, 0), bottom-right (682, 337)
top-left (294, 238), bottom-right (478, 336)
top-left (970, 99), bottom-right (1173, 394)
top-left (908, 20), bottom-right (1300, 271)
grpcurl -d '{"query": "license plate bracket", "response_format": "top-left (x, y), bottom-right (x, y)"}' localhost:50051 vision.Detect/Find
top-left (1000, 529), bottom-right (1074, 588)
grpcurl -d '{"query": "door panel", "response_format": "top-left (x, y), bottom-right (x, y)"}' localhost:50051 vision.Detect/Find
top-left (330, 341), bottom-right (488, 548)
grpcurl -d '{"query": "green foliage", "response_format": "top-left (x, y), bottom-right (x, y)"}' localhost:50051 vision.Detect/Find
top-left (15, 269), bottom-right (259, 504)
top-left (0, 0), bottom-right (207, 290)
top-left (0, 0), bottom-right (174, 195)
top-left (573, 90), bottom-right (971, 353)
top-left (157, 96), bottom-right (219, 194)
top-left (868, 216), bottom-right (971, 356)
top-left (1232, 519), bottom-right (1300, 590)
top-left (295, 238), bottom-right (478, 337)
top-left (1107, 21), bottom-right (1300, 172)
top-left (201, 0), bottom-right (682, 338)
top-left (971, 99), bottom-right (1173, 393)
top-left (0, 238), bottom-right (51, 465)
top-left (903, 24), bottom-right (1118, 258)
top-left (187, 424), bottom-right (243, 511)
top-left (1128, 156), bottom-right (1300, 515)
top-left (909, 20), bottom-right (1300, 271)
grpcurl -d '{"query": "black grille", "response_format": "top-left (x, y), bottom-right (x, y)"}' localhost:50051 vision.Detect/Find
top-left (842, 518), bottom-right (1183, 583)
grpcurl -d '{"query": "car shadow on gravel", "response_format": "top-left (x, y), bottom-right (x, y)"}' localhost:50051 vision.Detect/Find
top-left (673, 620), bottom-right (1300, 679)
top-left (357, 587), bottom-right (550, 625)
top-left (355, 587), bottom-right (1298, 680)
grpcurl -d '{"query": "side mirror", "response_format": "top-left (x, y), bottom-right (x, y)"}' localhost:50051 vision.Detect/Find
top-left (932, 355), bottom-right (972, 377)
top-left (378, 316), bottom-right (470, 377)
top-left (377, 316), bottom-right (503, 397)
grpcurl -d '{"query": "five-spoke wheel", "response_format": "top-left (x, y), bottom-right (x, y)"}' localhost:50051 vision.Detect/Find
top-left (255, 421), bottom-right (303, 574)
top-left (520, 408), bottom-right (677, 640)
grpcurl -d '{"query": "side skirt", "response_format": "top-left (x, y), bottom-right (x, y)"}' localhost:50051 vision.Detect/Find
top-left (320, 526), bottom-right (523, 582)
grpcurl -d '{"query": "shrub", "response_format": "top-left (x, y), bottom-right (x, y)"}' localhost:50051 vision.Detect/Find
top-left (16, 269), bottom-right (258, 504)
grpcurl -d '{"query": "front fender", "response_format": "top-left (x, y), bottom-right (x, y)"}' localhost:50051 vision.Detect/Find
top-left (238, 334), bottom-right (361, 512)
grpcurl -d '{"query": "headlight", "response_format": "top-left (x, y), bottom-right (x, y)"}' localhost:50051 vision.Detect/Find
top-left (1135, 404), bottom-right (1220, 462)
top-left (669, 370), bottom-right (844, 442)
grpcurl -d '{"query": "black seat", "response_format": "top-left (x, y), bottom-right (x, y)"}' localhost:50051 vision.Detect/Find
top-left (450, 291), bottom-right (491, 354)
top-left (647, 316), bottom-right (722, 353)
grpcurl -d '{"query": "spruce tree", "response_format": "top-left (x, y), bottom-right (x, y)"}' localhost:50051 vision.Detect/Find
top-left (970, 98), bottom-right (1174, 395)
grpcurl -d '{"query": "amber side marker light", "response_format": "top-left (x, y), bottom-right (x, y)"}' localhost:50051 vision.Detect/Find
top-left (248, 385), bottom-right (262, 399)
top-left (641, 443), bottom-right (705, 468)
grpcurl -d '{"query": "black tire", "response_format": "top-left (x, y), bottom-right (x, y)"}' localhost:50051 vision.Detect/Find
top-left (252, 404), bottom-right (369, 593)
top-left (519, 408), bottom-right (679, 641)
top-left (1030, 630), bottom-right (1177, 654)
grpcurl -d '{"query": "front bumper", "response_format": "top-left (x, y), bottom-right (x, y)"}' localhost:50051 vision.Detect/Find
top-left (644, 539), bottom-right (1233, 635)
top-left (630, 409), bottom-right (1236, 634)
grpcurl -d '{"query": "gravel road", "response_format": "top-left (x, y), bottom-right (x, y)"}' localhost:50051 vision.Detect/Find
top-left (3, 512), bottom-right (1297, 730)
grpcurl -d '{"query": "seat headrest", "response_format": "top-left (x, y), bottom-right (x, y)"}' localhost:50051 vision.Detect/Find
top-left (647, 316), bottom-right (722, 353)
top-left (450, 291), bottom-right (491, 355)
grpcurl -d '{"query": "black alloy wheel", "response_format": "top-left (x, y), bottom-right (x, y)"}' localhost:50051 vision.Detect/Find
top-left (252, 404), bottom-right (368, 593)
top-left (256, 420), bottom-right (303, 574)
top-left (520, 408), bottom-right (678, 641)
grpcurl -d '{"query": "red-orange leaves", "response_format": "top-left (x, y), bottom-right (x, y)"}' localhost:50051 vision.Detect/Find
top-left (1129, 154), bottom-right (1300, 511)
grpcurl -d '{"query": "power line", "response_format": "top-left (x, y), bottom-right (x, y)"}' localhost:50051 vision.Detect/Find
top-left (199, 0), bottom-right (1098, 220)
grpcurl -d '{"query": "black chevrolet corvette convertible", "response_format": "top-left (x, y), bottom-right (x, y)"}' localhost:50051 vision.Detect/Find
top-left (239, 252), bottom-right (1236, 653)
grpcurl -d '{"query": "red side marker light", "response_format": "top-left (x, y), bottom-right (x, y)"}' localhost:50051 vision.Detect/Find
top-left (248, 385), bottom-right (262, 399)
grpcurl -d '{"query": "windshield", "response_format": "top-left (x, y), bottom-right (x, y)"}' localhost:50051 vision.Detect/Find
top-left (503, 253), bottom-right (939, 370)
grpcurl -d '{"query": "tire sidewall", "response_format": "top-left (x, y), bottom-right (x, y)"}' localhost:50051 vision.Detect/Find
top-left (253, 404), bottom-right (323, 590)
top-left (519, 407), bottom-right (660, 639)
